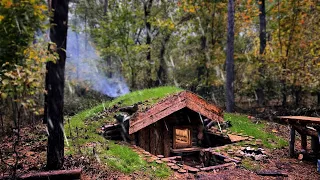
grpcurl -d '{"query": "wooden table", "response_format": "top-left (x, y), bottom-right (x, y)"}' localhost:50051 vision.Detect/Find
top-left (278, 116), bottom-right (320, 158)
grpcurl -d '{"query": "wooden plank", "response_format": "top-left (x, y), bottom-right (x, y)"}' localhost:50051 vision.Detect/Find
top-left (185, 92), bottom-right (223, 115)
top-left (186, 100), bottom-right (224, 122)
top-left (278, 116), bottom-right (320, 124)
top-left (199, 162), bottom-right (235, 171)
top-left (211, 152), bottom-right (241, 164)
top-left (163, 123), bottom-right (171, 157)
top-left (150, 124), bottom-right (156, 155)
top-left (171, 147), bottom-right (202, 153)
top-left (256, 170), bottom-right (288, 177)
top-left (138, 129), bottom-right (146, 150)
top-left (145, 126), bottom-right (150, 152)
top-left (130, 92), bottom-right (187, 125)
top-left (289, 125), bottom-right (295, 157)
top-left (156, 121), bottom-right (164, 155)
top-left (129, 100), bottom-right (187, 134)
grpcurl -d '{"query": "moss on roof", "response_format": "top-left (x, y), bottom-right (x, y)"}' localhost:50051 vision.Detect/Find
top-left (66, 86), bottom-right (183, 142)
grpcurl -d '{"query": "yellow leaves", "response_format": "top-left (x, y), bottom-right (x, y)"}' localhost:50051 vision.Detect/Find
top-left (1, 0), bottom-right (13, 8)
top-left (0, 15), bottom-right (4, 22)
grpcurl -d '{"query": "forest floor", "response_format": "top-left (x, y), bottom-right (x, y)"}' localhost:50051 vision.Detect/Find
top-left (1, 86), bottom-right (320, 179)
top-left (1, 116), bottom-right (320, 179)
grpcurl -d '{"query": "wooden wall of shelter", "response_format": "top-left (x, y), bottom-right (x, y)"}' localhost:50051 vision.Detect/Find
top-left (133, 108), bottom-right (204, 157)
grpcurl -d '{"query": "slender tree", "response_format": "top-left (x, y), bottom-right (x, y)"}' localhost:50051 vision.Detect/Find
top-left (256, 0), bottom-right (266, 106)
top-left (144, 0), bottom-right (153, 87)
top-left (45, 0), bottom-right (69, 170)
top-left (226, 0), bottom-right (235, 112)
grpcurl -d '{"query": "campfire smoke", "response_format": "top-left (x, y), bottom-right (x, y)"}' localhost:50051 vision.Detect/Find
top-left (65, 3), bottom-right (129, 97)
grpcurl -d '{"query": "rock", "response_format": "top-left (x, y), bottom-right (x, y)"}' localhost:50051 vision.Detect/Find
top-left (178, 169), bottom-right (187, 173)
top-left (233, 157), bottom-right (242, 161)
top-left (227, 149), bottom-right (234, 155)
top-left (254, 154), bottom-right (264, 161)
top-left (235, 153), bottom-right (244, 157)
top-left (147, 159), bottom-right (154, 163)
top-left (156, 160), bottom-right (163, 164)
top-left (157, 155), bottom-right (164, 158)
top-left (167, 163), bottom-right (175, 166)
top-left (222, 130), bottom-right (228, 133)
top-left (240, 147), bottom-right (246, 151)
top-left (224, 158), bottom-right (232, 163)
top-left (171, 165), bottom-right (180, 170)
top-left (161, 158), bottom-right (171, 162)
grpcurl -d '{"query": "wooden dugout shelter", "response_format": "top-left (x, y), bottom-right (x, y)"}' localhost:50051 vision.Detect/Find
top-left (127, 91), bottom-right (224, 157)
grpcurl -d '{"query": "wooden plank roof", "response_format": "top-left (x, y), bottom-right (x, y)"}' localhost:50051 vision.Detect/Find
top-left (129, 91), bottom-right (224, 134)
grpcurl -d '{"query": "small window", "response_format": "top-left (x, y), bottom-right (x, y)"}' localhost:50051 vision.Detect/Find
top-left (173, 126), bottom-right (192, 149)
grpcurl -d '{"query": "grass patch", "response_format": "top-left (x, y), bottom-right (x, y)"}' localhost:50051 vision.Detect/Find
top-left (241, 158), bottom-right (261, 171)
top-left (225, 113), bottom-right (287, 149)
top-left (64, 86), bottom-right (181, 177)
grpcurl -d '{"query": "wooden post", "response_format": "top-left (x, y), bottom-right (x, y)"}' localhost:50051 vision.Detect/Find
top-left (289, 125), bottom-right (295, 157)
top-left (317, 128), bottom-right (320, 172)
top-left (163, 124), bottom-right (170, 157)
top-left (311, 136), bottom-right (319, 154)
top-left (301, 134), bottom-right (307, 152)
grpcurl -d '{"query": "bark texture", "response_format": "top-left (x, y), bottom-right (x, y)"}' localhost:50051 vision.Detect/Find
top-left (256, 0), bottom-right (266, 106)
top-left (45, 0), bottom-right (69, 170)
top-left (226, 0), bottom-right (235, 112)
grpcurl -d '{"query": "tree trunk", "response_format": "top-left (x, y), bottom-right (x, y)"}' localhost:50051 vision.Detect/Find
top-left (156, 34), bottom-right (170, 86)
top-left (294, 86), bottom-right (301, 107)
top-left (45, 0), bottom-right (69, 170)
top-left (281, 80), bottom-right (287, 107)
top-left (197, 35), bottom-right (207, 85)
top-left (104, 0), bottom-right (108, 15)
top-left (144, 0), bottom-right (153, 87)
top-left (225, 0), bottom-right (235, 113)
top-left (256, 0), bottom-right (266, 106)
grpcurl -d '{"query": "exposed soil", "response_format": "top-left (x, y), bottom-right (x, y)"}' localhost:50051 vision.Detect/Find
top-left (1, 120), bottom-right (320, 179)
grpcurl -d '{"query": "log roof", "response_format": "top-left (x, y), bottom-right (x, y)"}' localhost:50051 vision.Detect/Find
top-left (129, 91), bottom-right (224, 134)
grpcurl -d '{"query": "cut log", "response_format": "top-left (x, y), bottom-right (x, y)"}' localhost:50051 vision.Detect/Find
top-left (171, 147), bottom-right (202, 153)
top-left (211, 152), bottom-right (240, 164)
top-left (0, 169), bottom-right (82, 180)
top-left (256, 170), bottom-right (288, 177)
top-left (200, 163), bottom-right (236, 171)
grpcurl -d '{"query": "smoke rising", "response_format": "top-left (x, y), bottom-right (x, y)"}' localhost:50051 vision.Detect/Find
top-left (65, 8), bottom-right (129, 97)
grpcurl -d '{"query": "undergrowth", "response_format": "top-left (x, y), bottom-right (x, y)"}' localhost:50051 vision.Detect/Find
top-left (225, 113), bottom-right (287, 149)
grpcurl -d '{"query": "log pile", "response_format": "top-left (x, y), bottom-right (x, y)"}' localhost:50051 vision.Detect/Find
top-left (102, 123), bottom-right (122, 140)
